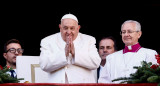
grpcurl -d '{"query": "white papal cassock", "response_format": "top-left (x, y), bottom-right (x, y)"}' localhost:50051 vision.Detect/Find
top-left (39, 32), bottom-right (101, 83)
top-left (98, 43), bottom-right (158, 83)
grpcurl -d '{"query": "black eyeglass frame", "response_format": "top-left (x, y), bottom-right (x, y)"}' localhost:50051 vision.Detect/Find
top-left (6, 48), bottom-right (24, 54)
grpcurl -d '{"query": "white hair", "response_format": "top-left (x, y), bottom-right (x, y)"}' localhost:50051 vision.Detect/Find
top-left (121, 20), bottom-right (141, 31)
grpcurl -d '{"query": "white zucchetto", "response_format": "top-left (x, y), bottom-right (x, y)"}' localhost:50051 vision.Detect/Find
top-left (61, 14), bottom-right (78, 23)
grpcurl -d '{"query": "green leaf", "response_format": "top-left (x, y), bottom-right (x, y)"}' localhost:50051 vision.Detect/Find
top-left (147, 76), bottom-right (160, 83)
top-left (0, 66), bottom-right (24, 83)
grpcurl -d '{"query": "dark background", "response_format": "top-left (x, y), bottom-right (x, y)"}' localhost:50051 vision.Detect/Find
top-left (1, 2), bottom-right (160, 66)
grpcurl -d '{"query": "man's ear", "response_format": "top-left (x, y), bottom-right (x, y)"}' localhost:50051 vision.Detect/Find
top-left (78, 25), bottom-right (81, 30)
top-left (59, 24), bottom-right (61, 29)
top-left (138, 31), bottom-right (142, 39)
top-left (3, 53), bottom-right (7, 59)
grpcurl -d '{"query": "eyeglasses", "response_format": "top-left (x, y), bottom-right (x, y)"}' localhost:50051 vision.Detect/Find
top-left (120, 30), bottom-right (139, 35)
top-left (6, 48), bottom-right (24, 54)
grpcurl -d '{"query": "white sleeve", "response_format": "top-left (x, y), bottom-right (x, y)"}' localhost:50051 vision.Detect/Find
top-left (39, 38), bottom-right (68, 72)
top-left (72, 37), bottom-right (101, 70)
top-left (145, 49), bottom-right (158, 64)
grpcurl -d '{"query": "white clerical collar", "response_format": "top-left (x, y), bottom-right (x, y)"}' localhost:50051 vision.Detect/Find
top-left (123, 43), bottom-right (141, 54)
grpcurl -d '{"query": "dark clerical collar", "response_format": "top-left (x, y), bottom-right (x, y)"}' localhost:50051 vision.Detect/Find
top-left (123, 43), bottom-right (142, 54)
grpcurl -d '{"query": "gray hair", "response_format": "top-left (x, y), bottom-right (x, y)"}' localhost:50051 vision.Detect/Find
top-left (121, 20), bottom-right (141, 31)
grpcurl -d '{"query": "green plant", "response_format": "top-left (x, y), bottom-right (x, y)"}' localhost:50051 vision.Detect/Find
top-left (0, 65), bottom-right (24, 83)
top-left (112, 55), bottom-right (160, 86)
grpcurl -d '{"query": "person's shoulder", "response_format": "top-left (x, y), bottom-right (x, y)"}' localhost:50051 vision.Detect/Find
top-left (140, 47), bottom-right (157, 53)
top-left (41, 32), bottom-right (60, 41)
top-left (107, 50), bottom-right (123, 59)
top-left (41, 32), bottom-right (60, 43)
top-left (79, 33), bottom-right (95, 40)
top-left (111, 50), bottom-right (123, 56)
top-left (140, 48), bottom-right (158, 56)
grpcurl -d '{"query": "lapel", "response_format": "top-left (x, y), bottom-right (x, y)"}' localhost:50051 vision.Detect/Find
top-left (97, 67), bottom-right (100, 80)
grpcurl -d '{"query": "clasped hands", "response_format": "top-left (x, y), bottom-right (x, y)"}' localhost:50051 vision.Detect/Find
top-left (65, 35), bottom-right (75, 57)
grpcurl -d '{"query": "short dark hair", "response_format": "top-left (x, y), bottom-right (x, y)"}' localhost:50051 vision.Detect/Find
top-left (98, 36), bottom-right (117, 51)
top-left (4, 39), bottom-right (21, 53)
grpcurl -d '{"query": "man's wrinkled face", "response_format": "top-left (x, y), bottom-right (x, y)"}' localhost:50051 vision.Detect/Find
top-left (59, 18), bottom-right (80, 42)
top-left (121, 22), bottom-right (142, 46)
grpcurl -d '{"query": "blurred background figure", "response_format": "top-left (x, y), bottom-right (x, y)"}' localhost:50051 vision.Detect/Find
top-left (97, 36), bottom-right (117, 80)
top-left (3, 39), bottom-right (24, 78)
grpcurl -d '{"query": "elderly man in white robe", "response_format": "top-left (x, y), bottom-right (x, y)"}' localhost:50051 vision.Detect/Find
top-left (98, 20), bottom-right (158, 83)
top-left (39, 13), bottom-right (101, 83)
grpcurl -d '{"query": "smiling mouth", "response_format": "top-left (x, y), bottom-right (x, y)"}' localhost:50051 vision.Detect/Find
top-left (124, 38), bottom-right (132, 40)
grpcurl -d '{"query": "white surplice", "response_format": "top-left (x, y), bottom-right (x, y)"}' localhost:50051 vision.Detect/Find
top-left (98, 48), bottom-right (158, 83)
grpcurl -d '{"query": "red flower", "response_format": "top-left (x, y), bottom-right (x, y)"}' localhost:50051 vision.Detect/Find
top-left (0, 65), bottom-right (3, 70)
top-left (157, 59), bottom-right (160, 64)
top-left (7, 65), bottom-right (10, 69)
top-left (151, 64), bottom-right (159, 69)
top-left (155, 54), bottom-right (160, 57)
top-left (155, 54), bottom-right (160, 64)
